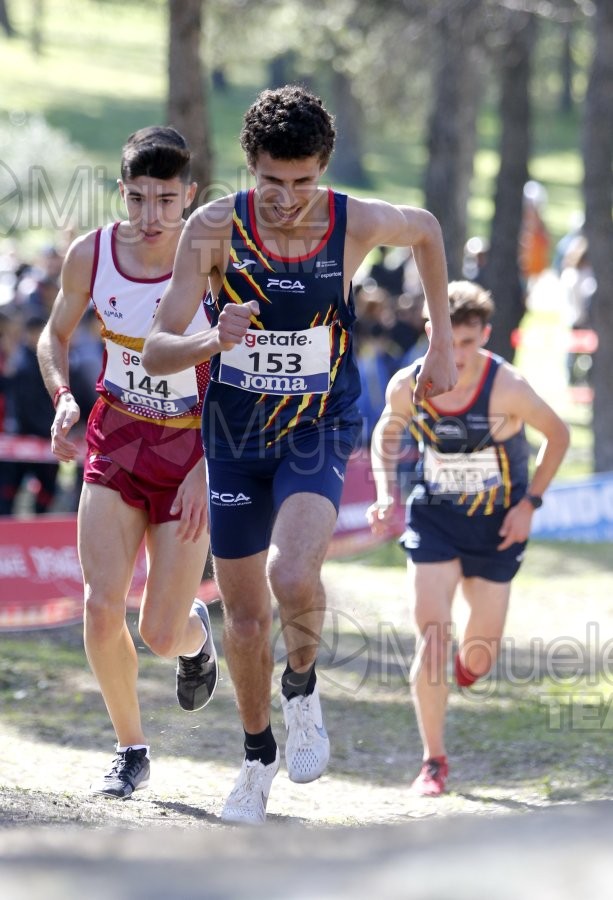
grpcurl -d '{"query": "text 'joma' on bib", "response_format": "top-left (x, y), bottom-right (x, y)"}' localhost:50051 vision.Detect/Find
top-left (218, 326), bottom-right (331, 396)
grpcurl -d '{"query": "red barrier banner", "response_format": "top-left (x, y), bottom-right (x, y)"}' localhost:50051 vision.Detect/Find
top-left (0, 434), bottom-right (90, 464)
top-left (0, 450), bottom-right (403, 631)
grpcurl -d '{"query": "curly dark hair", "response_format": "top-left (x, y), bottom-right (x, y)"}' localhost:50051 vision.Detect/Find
top-left (240, 85), bottom-right (336, 168)
top-left (120, 126), bottom-right (191, 183)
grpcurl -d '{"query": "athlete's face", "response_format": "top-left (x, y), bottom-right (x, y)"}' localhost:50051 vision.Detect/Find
top-left (250, 152), bottom-right (327, 229)
top-left (449, 321), bottom-right (491, 376)
top-left (118, 175), bottom-right (196, 244)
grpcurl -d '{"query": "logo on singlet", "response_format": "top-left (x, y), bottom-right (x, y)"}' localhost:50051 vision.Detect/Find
top-left (434, 421), bottom-right (465, 438)
top-left (210, 490), bottom-right (252, 506)
top-left (266, 278), bottom-right (305, 293)
top-left (233, 258), bottom-right (257, 271)
top-left (104, 296), bottom-right (123, 319)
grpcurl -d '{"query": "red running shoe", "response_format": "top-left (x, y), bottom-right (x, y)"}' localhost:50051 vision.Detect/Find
top-left (411, 756), bottom-right (449, 796)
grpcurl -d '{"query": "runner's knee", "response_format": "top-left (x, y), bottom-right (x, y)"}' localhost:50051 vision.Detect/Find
top-left (83, 591), bottom-right (126, 641)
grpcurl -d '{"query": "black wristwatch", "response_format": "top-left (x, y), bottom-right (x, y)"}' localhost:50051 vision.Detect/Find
top-left (524, 493), bottom-right (543, 509)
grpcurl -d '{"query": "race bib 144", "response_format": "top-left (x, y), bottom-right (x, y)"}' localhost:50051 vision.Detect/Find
top-left (103, 342), bottom-right (198, 416)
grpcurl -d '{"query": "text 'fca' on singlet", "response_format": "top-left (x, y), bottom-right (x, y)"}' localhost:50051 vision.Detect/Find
top-left (90, 222), bottom-right (210, 427)
top-left (203, 189), bottom-right (362, 458)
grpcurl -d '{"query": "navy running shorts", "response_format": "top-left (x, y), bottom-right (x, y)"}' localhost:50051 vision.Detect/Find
top-left (207, 426), bottom-right (359, 559)
top-left (400, 487), bottom-right (527, 583)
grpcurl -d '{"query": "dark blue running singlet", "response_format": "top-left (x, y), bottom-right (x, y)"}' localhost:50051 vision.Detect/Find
top-left (203, 189), bottom-right (362, 460)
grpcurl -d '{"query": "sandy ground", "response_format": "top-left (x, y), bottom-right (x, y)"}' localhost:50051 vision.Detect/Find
top-left (2, 550), bottom-right (613, 897)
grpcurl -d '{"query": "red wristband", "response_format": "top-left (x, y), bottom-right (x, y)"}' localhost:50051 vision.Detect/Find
top-left (53, 385), bottom-right (72, 409)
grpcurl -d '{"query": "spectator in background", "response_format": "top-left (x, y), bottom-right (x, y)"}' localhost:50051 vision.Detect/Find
top-left (462, 236), bottom-right (490, 284)
top-left (0, 309), bottom-right (20, 426)
top-left (0, 314), bottom-right (59, 515)
top-left (19, 273), bottom-right (58, 321)
top-left (519, 180), bottom-right (550, 285)
top-left (560, 235), bottom-right (595, 331)
top-left (559, 234), bottom-right (596, 386)
top-left (366, 245), bottom-right (413, 297)
top-left (552, 212), bottom-right (584, 276)
top-left (354, 253), bottom-right (427, 444)
top-left (394, 292), bottom-right (427, 368)
top-left (356, 318), bottom-right (400, 443)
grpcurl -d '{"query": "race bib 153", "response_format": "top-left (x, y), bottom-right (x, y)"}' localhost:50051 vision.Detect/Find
top-left (219, 326), bottom-right (331, 395)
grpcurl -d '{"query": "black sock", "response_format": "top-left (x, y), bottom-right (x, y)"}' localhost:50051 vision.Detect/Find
top-left (244, 724), bottom-right (277, 766)
top-left (281, 662), bottom-right (316, 700)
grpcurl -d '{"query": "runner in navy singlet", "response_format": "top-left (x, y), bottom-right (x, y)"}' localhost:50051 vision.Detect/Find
top-left (367, 281), bottom-right (570, 797)
top-left (143, 85), bottom-right (457, 823)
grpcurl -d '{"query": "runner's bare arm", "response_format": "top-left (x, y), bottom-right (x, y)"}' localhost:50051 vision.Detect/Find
top-left (37, 233), bottom-right (95, 461)
top-left (497, 370), bottom-right (570, 550)
top-left (143, 200), bottom-right (259, 375)
top-left (346, 198), bottom-right (456, 402)
top-left (366, 367), bottom-right (416, 534)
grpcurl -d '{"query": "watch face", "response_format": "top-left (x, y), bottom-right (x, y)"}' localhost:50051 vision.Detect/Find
top-left (528, 494), bottom-right (543, 509)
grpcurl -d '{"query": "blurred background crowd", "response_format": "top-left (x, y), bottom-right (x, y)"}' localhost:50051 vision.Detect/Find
top-left (0, 178), bottom-right (594, 518)
top-left (0, 233), bottom-right (102, 516)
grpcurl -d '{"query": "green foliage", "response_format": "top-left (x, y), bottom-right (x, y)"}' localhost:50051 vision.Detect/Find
top-left (0, 0), bottom-right (587, 248)
top-left (0, 114), bottom-right (101, 236)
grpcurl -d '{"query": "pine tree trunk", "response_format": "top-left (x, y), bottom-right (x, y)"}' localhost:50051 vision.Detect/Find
top-left (0, 0), bottom-right (15, 36)
top-left (167, 0), bottom-right (212, 207)
top-left (582, 0), bottom-right (613, 473)
top-left (481, 11), bottom-right (536, 362)
top-left (329, 69), bottom-right (369, 187)
top-left (423, 1), bottom-right (484, 279)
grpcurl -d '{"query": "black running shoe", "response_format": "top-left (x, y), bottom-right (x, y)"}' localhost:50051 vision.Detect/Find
top-left (176, 600), bottom-right (218, 711)
top-left (91, 747), bottom-right (150, 800)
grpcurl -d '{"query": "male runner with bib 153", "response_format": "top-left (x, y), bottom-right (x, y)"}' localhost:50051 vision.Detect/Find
top-left (37, 127), bottom-right (219, 799)
top-left (143, 85), bottom-right (457, 824)
top-left (367, 280), bottom-right (569, 796)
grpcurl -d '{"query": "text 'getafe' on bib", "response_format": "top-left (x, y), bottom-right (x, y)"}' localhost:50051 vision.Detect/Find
top-left (218, 326), bottom-right (331, 396)
top-left (424, 444), bottom-right (503, 495)
top-left (103, 341), bottom-right (198, 416)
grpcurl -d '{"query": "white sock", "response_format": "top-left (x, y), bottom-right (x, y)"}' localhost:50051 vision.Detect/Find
top-left (181, 623), bottom-right (208, 658)
top-left (117, 744), bottom-right (150, 758)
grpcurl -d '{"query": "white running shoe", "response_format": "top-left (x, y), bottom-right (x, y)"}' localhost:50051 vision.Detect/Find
top-left (281, 683), bottom-right (330, 783)
top-left (220, 750), bottom-right (280, 825)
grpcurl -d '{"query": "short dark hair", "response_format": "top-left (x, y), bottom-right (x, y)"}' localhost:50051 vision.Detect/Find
top-left (120, 126), bottom-right (191, 183)
top-left (240, 85), bottom-right (336, 168)
top-left (448, 280), bottom-right (494, 328)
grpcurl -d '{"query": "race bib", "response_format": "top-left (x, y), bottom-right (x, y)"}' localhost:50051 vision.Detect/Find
top-left (103, 342), bottom-right (198, 416)
top-left (219, 326), bottom-right (331, 396)
top-left (424, 445), bottom-right (502, 495)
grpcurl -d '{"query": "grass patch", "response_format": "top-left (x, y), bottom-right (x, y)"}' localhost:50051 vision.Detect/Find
top-left (2, 544), bottom-right (613, 810)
